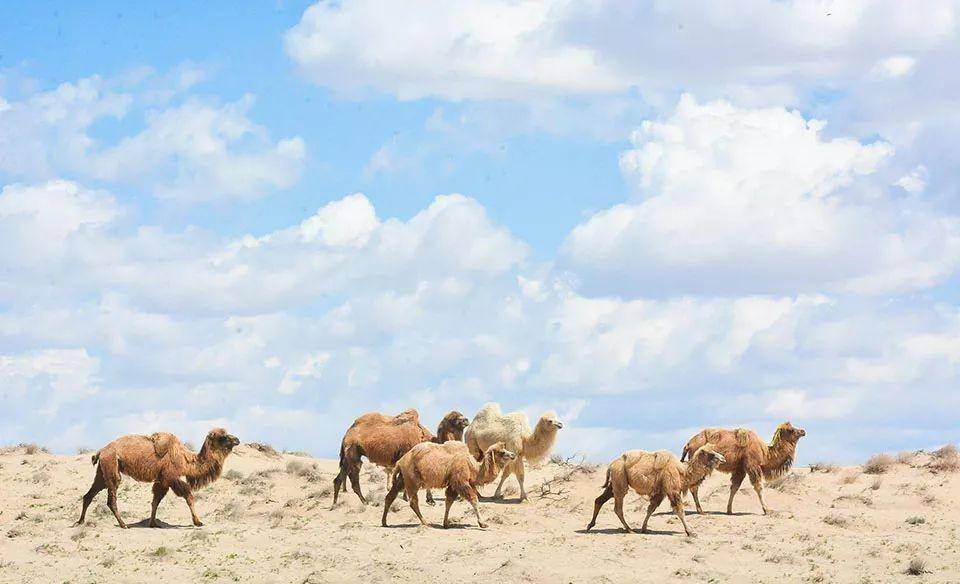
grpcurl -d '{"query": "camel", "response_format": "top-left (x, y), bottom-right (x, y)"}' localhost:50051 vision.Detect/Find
top-left (463, 402), bottom-right (562, 501)
top-left (680, 422), bottom-right (806, 515)
top-left (75, 428), bottom-right (239, 528)
top-left (333, 409), bottom-right (470, 504)
top-left (381, 441), bottom-right (516, 529)
top-left (586, 444), bottom-right (725, 537)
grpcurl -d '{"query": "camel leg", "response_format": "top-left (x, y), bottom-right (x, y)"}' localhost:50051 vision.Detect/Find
top-left (149, 482), bottom-right (169, 528)
top-left (614, 491), bottom-right (634, 533)
top-left (406, 487), bottom-right (428, 527)
top-left (76, 469), bottom-right (106, 526)
top-left (515, 459), bottom-right (528, 501)
top-left (492, 461), bottom-right (511, 499)
top-left (106, 487), bottom-right (126, 529)
top-left (347, 463), bottom-right (366, 505)
top-left (748, 469), bottom-right (769, 515)
top-left (464, 486), bottom-right (486, 528)
top-left (727, 469), bottom-right (746, 515)
top-left (640, 493), bottom-right (663, 533)
top-left (170, 479), bottom-right (202, 527)
top-left (670, 493), bottom-right (694, 537)
top-left (690, 484), bottom-right (704, 514)
top-left (586, 484), bottom-right (613, 530)
top-left (442, 487), bottom-right (456, 528)
top-left (381, 471), bottom-right (404, 527)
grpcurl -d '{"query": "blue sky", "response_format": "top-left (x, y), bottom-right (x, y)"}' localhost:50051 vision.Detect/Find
top-left (2, 1), bottom-right (959, 463)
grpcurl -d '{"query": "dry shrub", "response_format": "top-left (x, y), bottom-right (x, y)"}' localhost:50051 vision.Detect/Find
top-left (822, 514), bottom-right (848, 527)
top-left (896, 451), bottom-right (916, 465)
top-left (306, 486), bottom-right (332, 499)
top-left (31, 471), bottom-right (50, 484)
top-left (223, 469), bottom-right (244, 481)
top-left (76, 447), bottom-right (92, 455)
top-left (286, 460), bottom-right (323, 483)
top-left (247, 442), bottom-right (280, 457)
top-left (839, 471), bottom-right (860, 485)
top-left (217, 500), bottom-right (244, 521)
top-left (929, 444), bottom-right (959, 473)
top-left (269, 508), bottom-right (285, 528)
top-left (906, 559), bottom-right (927, 575)
top-left (869, 477), bottom-right (882, 491)
top-left (834, 494), bottom-right (872, 506)
top-left (809, 462), bottom-right (838, 473)
top-left (21, 443), bottom-right (48, 455)
top-left (905, 516), bottom-right (926, 525)
top-left (863, 454), bottom-right (894, 475)
top-left (768, 472), bottom-right (804, 493)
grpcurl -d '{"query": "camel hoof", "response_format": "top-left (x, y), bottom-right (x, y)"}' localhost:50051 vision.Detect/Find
top-left (149, 521), bottom-right (159, 528)
top-left (478, 522), bottom-right (489, 529)
top-left (585, 523), bottom-right (594, 531)
top-left (73, 520), bottom-right (84, 527)
top-left (118, 524), bottom-right (128, 529)
top-left (686, 532), bottom-right (698, 538)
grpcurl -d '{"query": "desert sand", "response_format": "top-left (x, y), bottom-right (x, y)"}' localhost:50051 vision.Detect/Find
top-left (1, 444), bottom-right (957, 583)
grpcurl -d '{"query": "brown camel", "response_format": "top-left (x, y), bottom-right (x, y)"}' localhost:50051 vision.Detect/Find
top-left (333, 409), bottom-right (470, 504)
top-left (75, 428), bottom-right (239, 528)
top-left (680, 422), bottom-right (806, 515)
top-left (586, 444), bottom-right (725, 536)
top-left (381, 441), bottom-right (516, 529)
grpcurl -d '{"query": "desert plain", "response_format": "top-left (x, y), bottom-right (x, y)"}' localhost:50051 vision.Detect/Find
top-left (1, 443), bottom-right (958, 583)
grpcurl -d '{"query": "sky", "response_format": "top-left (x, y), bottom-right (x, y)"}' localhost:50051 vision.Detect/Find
top-left (1, 0), bottom-right (959, 463)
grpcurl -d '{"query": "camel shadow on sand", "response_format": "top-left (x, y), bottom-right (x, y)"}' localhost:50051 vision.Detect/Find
top-left (126, 518), bottom-right (197, 529)
top-left (575, 527), bottom-right (681, 536)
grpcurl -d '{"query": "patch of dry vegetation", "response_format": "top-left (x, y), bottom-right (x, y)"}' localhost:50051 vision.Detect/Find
top-left (839, 471), bottom-right (860, 485)
top-left (822, 514), bottom-right (849, 527)
top-left (863, 454), bottom-right (894, 474)
top-left (905, 558), bottom-right (928, 575)
top-left (286, 460), bottom-right (324, 483)
top-left (808, 462), bottom-right (837, 473)
top-left (246, 442), bottom-right (280, 457)
top-left (928, 444), bottom-right (959, 473)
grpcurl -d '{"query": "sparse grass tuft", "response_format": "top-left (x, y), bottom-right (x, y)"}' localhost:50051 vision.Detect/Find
top-left (217, 500), bottom-right (244, 521)
top-left (286, 460), bottom-right (324, 483)
top-left (21, 443), bottom-right (48, 455)
top-left (905, 516), bottom-right (926, 525)
top-left (905, 558), bottom-right (927, 575)
top-left (869, 477), bottom-right (882, 491)
top-left (76, 447), bottom-right (92, 455)
top-left (768, 472), bottom-right (803, 493)
top-left (222, 469), bottom-right (244, 481)
top-left (840, 471), bottom-right (860, 485)
top-left (150, 546), bottom-right (172, 558)
top-left (822, 514), bottom-right (848, 527)
top-left (809, 462), bottom-right (838, 473)
top-left (863, 453), bottom-right (894, 474)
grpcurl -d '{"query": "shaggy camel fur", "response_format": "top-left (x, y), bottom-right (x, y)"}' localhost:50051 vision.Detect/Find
top-left (586, 445), bottom-right (725, 536)
top-left (333, 409), bottom-right (470, 504)
top-left (680, 422), bottom-right (806, 515)
top-left (381, 441), bottom-right (516, 528)
top-left (75, 428), bottom-right (239, 528)
top-left (464, 402), bottom-right (562, 501)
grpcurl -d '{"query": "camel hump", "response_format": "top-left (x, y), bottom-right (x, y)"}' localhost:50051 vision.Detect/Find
top-left (392, 409), bottom-right (420, 425)
top-left (734, 428), bottom-right (750, 446)
top-left (149, 432), bottom-right (181, 459)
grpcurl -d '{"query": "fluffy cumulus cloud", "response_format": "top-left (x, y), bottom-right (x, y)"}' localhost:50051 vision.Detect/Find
top-left (0, 73), bottom-right (305, 203)
top-left (286, 0), bottom-right (958, 103)
top-left (1, 174), bottom-right (958, 461)
top-left (562, 96), bottom-right (960, 296)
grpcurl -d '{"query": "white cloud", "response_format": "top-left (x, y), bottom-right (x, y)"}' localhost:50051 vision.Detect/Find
top-left (871, 55), bottom-right (916, 78)
top-left (562, 96), bottom-right (960, 296)
top-left (285, 0), bottom-right (956, 103)
top-left (0, 73), bottom-right (305, 203)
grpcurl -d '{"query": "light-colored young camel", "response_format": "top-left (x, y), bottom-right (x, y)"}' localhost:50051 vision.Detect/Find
top-left (463, 402), bottom-right (562, 501)
top-left (680, 422), bottom-right (806, 515)
top-left (586, 444), bottom-right (725, 536)
top-left (333, 409), bottom-right (470, 504)
top-left (75, 428), bottom-right (239, 528)
top-left (381, 441), bottom-right (516, 528)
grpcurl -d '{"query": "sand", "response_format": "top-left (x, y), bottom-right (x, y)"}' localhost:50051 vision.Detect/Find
top-left (1, 444), bottom-right (957, 583)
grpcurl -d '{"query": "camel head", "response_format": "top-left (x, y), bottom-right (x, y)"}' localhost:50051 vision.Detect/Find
top-left (204, 428), bottom-right (240, 454)
top-left (485, 441), bottom-right (518, 466)
top-left (772, 422), bottom-right (806, 446)
top-left (539, 411), bottom-right (564, 431)
top-left (693, 444), bottom-right (726, 469)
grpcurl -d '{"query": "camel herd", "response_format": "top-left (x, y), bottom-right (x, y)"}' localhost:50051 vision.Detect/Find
top-left (73, 403), bottom-right (806, 537)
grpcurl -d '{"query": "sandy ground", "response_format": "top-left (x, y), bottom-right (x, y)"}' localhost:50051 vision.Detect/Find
top-left (1, 444), bottom-right (958, 583)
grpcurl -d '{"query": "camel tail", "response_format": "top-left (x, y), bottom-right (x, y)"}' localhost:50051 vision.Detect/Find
top-left (599, 466), bottom-right (611, 490)
top-left (90, 451), bottom-right (100, 465)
